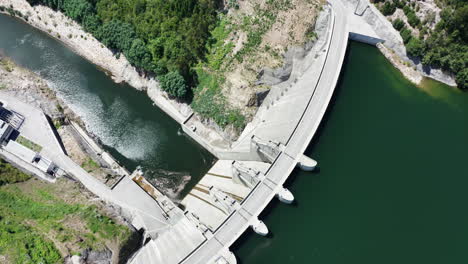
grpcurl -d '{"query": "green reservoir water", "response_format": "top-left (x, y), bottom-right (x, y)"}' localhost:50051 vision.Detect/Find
top-left (234, 42), bottom-right (468, 263)
top-left (0, 14), bottom-right (214, 197)
top-left (2, 13), bottom-right (468, 264)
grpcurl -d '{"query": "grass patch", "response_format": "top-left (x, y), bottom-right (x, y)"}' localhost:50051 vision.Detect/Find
top-left (0, 180), bottom-right (131, 263)
top-left (81, 157), bottom-right (99, 173)
top-left (192, 16), bottom-right (246, 130)
top-left (204, 16), bottom-right (235, 71)
top-left (192, 69), bottom-right (245, 129)
top-left (16, 136), bottom-right (43, 152)
top-left (0, 158), bottom-right (31, 185)
top-left (0, 58), bottom-right (14, 72)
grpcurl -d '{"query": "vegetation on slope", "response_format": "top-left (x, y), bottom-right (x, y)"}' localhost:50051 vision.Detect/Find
top-left (193, 0), bottom-right (322, 130)
top-left (25, 0), bottom-right (218, 98)
top-left (0, 160), bottom-right (131, 263)
top-left (20, 0), bottom-right (322, 130)
top-left (0, 158), bottom-right (31, 185)
top-left (375, 0), bottom-right (467, 89)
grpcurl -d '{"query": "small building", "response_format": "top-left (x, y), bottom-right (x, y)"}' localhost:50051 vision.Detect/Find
top-left (35, 155), bottom-right (59, 176)
top-left (3, 141), bottom-right (59, 177)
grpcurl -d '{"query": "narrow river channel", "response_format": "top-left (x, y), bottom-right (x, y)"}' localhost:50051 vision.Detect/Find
top-left (2, 13), bottom-right (468, 264)
top-left (0, 14), bottom-right (214, 197)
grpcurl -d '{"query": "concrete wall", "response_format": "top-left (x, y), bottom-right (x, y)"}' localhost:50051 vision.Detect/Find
top-left (349, 32), bottom-right (384, 45)
top-left (69, 121), bottom-right (130, 176)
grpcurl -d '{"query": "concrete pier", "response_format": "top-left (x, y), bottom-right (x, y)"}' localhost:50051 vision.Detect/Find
top-left (298, 155), bottom-right (318, 171)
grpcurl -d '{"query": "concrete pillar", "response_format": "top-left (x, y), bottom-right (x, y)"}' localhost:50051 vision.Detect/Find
top-left (276, 187), bottom-right (294, 204)
top-left (250, 218), bottom-right (268, 236)
top-left (297, 155), bottom-right (317, 171)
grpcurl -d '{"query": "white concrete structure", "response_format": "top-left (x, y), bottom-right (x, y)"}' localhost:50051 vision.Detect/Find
top-left (178, 0), bottom-right (350, 262)
top-left (180, 160), bottom-right (269, 232)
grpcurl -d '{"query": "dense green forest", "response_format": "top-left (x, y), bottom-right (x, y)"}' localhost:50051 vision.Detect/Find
top-left (26, 0), bottom-right (218, 98)
top-left (377, 0), bottom-right (467, 89)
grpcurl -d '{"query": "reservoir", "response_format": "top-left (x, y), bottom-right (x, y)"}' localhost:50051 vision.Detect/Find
top-left (234, 42), bottom-right (468, 263)
top-left (2, 13), bottom-right (468, 264)
top-left (0, 14), bottom-right (214, 197)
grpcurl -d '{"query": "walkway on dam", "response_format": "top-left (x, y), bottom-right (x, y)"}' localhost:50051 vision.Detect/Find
top-left (180, 0), bottom-right (349, 262)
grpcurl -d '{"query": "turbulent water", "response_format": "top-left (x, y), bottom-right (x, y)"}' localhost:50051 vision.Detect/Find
top-left (0, 14), bottom-right (214, 197)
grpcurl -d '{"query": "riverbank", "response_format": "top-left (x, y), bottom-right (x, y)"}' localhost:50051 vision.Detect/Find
top-left (0, 53), bottom-right (140, 263)
top-left (0, 0), bottom-right (192, 122)
top-left (0, 54), bottom-right (124, 186)
top-left (376, 42), bottom-right (422, 84)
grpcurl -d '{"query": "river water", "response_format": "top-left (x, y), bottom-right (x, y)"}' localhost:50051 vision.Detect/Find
top-left (0, 14), bottom-right (214, 197)
top-left (2, 14), bottom-right (468, 264)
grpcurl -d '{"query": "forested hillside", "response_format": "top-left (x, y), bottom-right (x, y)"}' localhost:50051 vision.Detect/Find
top-left (23, 0), bottom-right (323, 131)
top-left (26, 0), bottom-right (218, 98)
top-left (375, 0), bottom-right (467, 89)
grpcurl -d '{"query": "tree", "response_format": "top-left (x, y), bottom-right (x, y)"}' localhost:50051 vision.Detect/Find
top-left (400, 27), bottom-right (413, 44)
top-left (407, 11), bottom-right (421, 28)
top-left (126, 38), bottom-right (153, 71)
top-left (456, 69), bottom-right (468, 90)
top-left (62, 0), bottom-right (94, 23)
top-left (392, 18), bottom-right (405, 31)
top-left (96, 20), bottom-right (136, 52)
top-left (82, 14), bottom-right (100, 33)
top-left (159, 71), bottom-right (187, 98)
top-left (406, 37), bottom-right (424, 57)
top-left (381, 2), bottom-right (396, 16)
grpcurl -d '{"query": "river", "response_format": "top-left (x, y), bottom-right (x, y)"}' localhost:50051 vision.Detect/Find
top-left (2, 13), bottom-right (468, 264)
top-left (0, 14), bottom-right (214, 198)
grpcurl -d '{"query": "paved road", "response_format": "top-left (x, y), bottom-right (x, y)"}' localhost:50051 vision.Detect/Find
top-left (181, 0), bottom-right (349, 262)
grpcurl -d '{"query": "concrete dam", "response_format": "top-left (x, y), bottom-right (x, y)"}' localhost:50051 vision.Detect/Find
top-left (128, 0), bottom-right (388, 263)
top-left (0, 0), bottom-right (393, 262)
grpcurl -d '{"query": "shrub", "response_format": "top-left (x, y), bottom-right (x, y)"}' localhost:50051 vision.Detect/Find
top-left (393, 0), bottom-right (405, 8)
top-left (381, 2), bottom-right (396, 16)
top-left (456, 69), bottom-right (468, 90)
top-left (407, 12), bottom-right (421, 28)
top-left (403, 5), bottom-right (412, 15)
top-left (392, 18), bottom-right (405, 31)
top-left (400, 27), bottom-right (413, 43)
top-left (406, 37), bottom-right (424, 57)
top-left (159, 71), bottom-right (187, 98)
